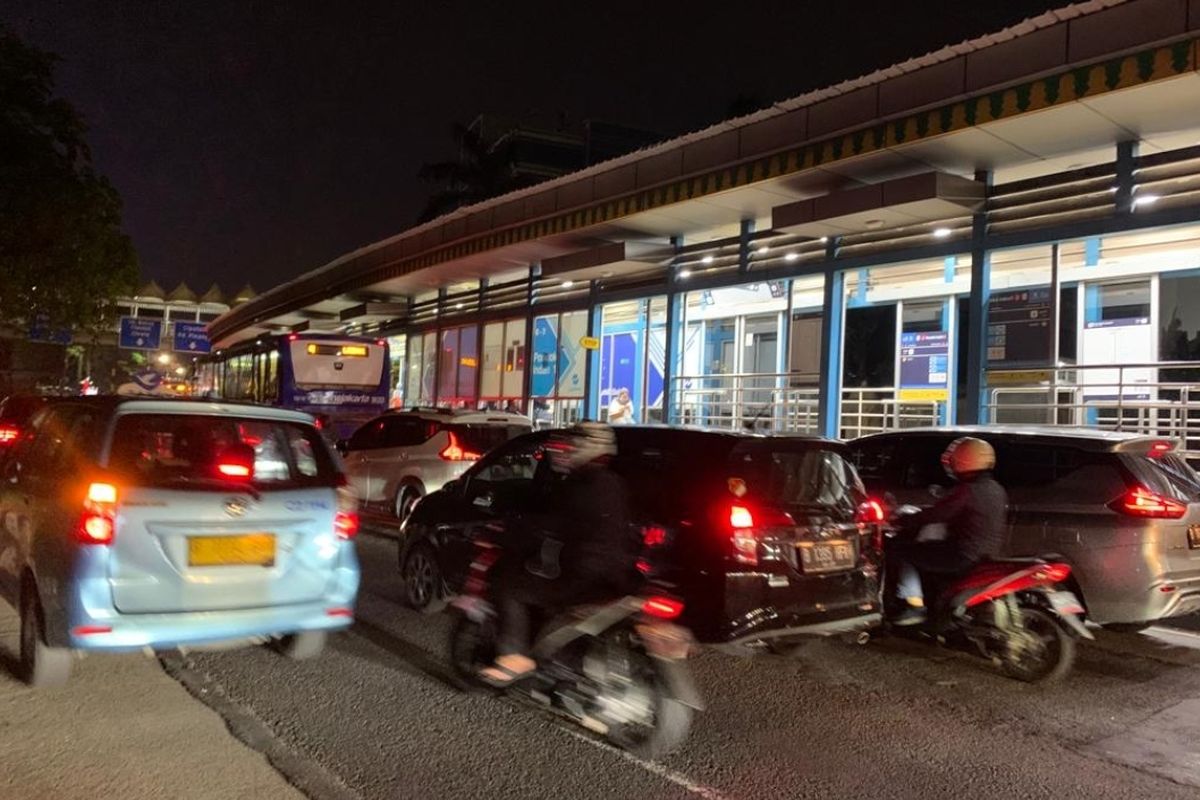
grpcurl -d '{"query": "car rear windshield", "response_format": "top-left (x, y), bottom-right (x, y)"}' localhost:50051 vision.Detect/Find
top-left (729, 442), bottom-right (866, 517)
top-left (107, 414), bottom-right (339, 490)
top-left (446, 423), bottom-right (526, 456)
top-left (1123, 451), bottom-right (1200, 502)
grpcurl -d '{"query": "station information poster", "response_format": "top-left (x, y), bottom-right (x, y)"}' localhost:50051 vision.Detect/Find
top-left (987, 288), bottom-right (1052, 367)
top-left (899, 331), bottom-right (950, 402)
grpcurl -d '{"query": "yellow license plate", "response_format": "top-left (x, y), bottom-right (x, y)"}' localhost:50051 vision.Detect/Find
top-left (188, 534), bottom-right (276, 567)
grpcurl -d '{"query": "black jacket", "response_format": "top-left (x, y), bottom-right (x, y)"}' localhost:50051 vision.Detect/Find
top-left (551, 464), bottom-right (634, 581)
top-left (906, 471), bottom-right (1008, 563)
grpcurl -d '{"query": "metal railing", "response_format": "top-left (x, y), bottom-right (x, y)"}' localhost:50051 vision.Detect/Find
top-left (984, 361), bottom-right (1200, 460)
top-left (669, 374), bottom-right (943, 437)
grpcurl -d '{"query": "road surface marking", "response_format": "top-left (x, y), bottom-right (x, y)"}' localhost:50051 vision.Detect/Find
top-left (561, 729), bottom-right (728, 800)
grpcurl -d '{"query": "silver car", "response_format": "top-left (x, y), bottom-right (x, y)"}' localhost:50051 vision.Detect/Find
top-left (0, 397), bottom-right (361, 687)
top-left (849, 426), bottom-right (1200, 630)
top-left (340, 408), bottom-right (531, 523)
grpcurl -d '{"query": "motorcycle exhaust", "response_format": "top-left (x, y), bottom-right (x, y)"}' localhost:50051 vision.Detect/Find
top-left (855, 630), bottom-right (871, 646)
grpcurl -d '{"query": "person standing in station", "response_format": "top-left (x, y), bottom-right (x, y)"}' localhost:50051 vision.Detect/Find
top-left (607, 387), bottom-right (635, 425)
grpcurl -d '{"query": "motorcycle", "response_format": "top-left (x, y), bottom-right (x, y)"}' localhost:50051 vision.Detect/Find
top-left (447, 524), bottom-right (702, 759)
top-left (884, 505), bottom-right (1093, 683)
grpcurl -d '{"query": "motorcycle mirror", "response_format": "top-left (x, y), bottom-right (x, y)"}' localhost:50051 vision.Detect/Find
top-left (928, 484), bottom-right (946, 500)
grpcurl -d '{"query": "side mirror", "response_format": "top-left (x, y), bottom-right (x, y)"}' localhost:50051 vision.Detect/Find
top-left (928, 484), bottom-right (946, 500)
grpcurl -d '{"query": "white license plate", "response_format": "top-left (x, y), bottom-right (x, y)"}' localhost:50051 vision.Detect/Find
top-left (797, 540), bottom-right (855, 573)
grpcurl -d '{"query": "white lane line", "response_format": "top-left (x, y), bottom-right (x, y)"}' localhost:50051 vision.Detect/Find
top-left (561, 729), bottom-right (728, 800)
top-left (1146, 625), bottom-right (1200, 649)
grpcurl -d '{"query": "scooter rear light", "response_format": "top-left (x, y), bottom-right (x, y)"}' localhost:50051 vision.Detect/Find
top-left (0, 424), bottom-right (19, 444)
top-left (1039, 563), bottom-right (1072, 583)
top-left (856, 499), bottom-right (886, 524)
top-left (642, 596), bottom-right (684, 620)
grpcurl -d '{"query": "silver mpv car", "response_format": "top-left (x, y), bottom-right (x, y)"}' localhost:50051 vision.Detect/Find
top-left (849, 426), bottom-right (1200, 630)
top-left (0, 397), bottom-right (361, 687)
top-left (341, 408), bottom-right (531, 524)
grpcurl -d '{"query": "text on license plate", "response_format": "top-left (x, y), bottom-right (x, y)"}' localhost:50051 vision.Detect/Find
top-left (1189, 525), bottom-right (1200, 550)
top-left (797, 540), bottom-right (855, 573)
top-left (188, 534), bottom-right (276, 567)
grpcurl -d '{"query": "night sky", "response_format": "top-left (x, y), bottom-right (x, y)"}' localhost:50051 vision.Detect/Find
top-left (6, 1), bottom-right (1060, 295)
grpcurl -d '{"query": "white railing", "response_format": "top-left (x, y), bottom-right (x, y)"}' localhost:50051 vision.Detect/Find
top-left (984, 362), bottom-right (1200, 460)
top-left (670, 374), bottom-right (943, 437)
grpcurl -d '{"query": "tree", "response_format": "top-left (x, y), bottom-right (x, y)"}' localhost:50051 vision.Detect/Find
top-left (415, 121), bottom-right (537, 223)
top-left (0, 25), bottom-right (138, 336)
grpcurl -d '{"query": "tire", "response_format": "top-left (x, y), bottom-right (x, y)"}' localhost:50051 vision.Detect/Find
top-left (394, 484), bottom-right (423, 522)
top-left (403, 543), bottom-right (447, 613)
top-left (448, 610), bottom-right (497, 685)
top-left (604, 651), bottom-right (694, 760)
top-left (1102, 621), bottom-right (1152, 634)
top-left (19, 587), bottom-right (72, 688)
top-left (999, 607), bottom-right (1076, 684)
top-left (276, 630), bottom-right (327, 661)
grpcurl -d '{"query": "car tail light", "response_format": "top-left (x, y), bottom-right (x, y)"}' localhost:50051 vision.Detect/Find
top-left (217, 462), bottom-right (252, 478)
top-left (857, 499), bottom-right (885, 524)
top-left (1148, 441), bottom-right (1174, 458)
top-left (73, 624), bottom-right (113, 636)
top-left (0, 424), bottom-right (19, 445)
top-left (440, 431), bottom-right (481, 462)
top-left (79, 482), bottom-right (117, 545)
top-left (1110, 486), bottom-right (1187, 519)
top-left (729, 505), bottom-right (754, 529)
top-left (335, 484), bottom-right (360, 540)
top-left (642, 596), bottom-right (684, 620)
top-left (643, 526), bottom-right (667, 547)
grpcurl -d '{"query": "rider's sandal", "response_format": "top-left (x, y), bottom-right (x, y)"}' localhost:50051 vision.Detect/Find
top-left (478, 660), bottom-right (536, 688)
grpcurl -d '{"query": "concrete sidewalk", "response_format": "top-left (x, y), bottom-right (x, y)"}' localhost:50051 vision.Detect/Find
top-left (0, 606), bottom-right (303, 800)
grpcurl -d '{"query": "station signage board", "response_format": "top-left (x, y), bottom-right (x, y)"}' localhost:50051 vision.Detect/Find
top-left (987, 288), bottom-right (1052, 367)
top-left (119, 317), bottom-right (163, 350)
top-left (898, 331), bottom-right (950, 402)
top-left (172, 321), bottom-right (211, 353)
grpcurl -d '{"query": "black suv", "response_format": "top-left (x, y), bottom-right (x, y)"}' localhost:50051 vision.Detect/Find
top-left (398, 426), bottom-right (883, 647)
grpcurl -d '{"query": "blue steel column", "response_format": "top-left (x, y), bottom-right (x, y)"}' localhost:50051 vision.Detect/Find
top-left (662, 235), bottom-right (683, 424)
top-left (520, 264), bottom-right (539, 415)
top-left (584, 281), bottom-right (600, 420)
top-left (961, 170), bottom-right (993, 424)
top-left (818, 236), bottom-right (844, 438)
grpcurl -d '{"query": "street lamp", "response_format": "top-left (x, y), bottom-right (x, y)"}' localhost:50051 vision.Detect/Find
top-left (157, 353), bottom-right (171, 365)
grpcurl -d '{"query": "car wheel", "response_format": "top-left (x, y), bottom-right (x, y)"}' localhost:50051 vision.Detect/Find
top-left (19, 587), bottom-right (72, 688)
top-left (1102, 621), bottom-right (1152, 634)
top-left (276, 630), bottom-right (327, 661)
top-left (403, 543), bottom-right (447, 613)
top-left (394, 484), bottom-right (422, 522)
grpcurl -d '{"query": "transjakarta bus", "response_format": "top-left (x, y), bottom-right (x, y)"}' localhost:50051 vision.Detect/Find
top-left (194, 333), bottom-right (389, 438)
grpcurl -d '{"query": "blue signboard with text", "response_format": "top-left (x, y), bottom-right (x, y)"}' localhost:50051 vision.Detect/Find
top-left (172, 321), bottom-right (211, 353)
top-left (118, 317), bottom-right (162, 350)
top-left (899, 331), bottom-right (950, 402)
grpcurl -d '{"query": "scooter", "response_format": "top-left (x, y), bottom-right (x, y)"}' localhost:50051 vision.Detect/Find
top-left (884, 505), bottom-right (1093, 683)
top-left (447, 526), bottom-right (702, 759)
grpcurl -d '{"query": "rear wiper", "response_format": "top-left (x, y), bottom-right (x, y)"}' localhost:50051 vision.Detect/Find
top-left (158, 475), bottom-right (262, 500)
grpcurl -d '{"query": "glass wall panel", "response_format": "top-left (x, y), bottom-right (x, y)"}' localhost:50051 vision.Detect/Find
top-left (480, 322), bottom-right (504, 399)
top-left (646, 297), bottom-right (667, 422)
top-left (420, 331), bottom-right (437, 404)
top-left (405, 333), bottom-right (424, 407)
top-left (501, 319), bottom-right (526, 400)
top-left (600, 300), bottom-right (643, 423)
top-left (388, 335), bottom-right (406, 408)
top-left (457, 324), bottom-right (479, 402)
top-left (438, 328), bottom-right (459, 402)
top-left (558, 311), bottom-right (587, 398)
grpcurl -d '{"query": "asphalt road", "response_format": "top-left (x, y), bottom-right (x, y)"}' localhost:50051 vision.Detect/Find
top-left (162, 533), bottom-right (1200, 800)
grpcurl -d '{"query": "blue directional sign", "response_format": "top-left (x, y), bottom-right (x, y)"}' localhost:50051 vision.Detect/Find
top-left (119, 316), bottom-right (162, 350)
top-left (172, 321), bottom-right (211, 353)
top-left (28, 315), bottom-right (72, 344)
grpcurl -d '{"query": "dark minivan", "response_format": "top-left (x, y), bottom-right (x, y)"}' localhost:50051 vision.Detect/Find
top-left (848, 426), bottom-right (1200, 630)
top-left (398, 426), bottom-right (883, 647)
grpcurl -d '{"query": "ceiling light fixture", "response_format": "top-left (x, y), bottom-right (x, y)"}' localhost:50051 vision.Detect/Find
top-left (678, 269), bottom-right (693, 279)
top-left (785, 252), bottom-right (800, 262)
top-left (702, 255), bottom-right (714, 264)
top-left (933, 227), bottom-right (952, 238)
top-left (561, 280), bottom-right (575, 289)
top-left (1133, 194), bottom-right (1160, 208)
top-left (756, 246), bottom-right (769, 255)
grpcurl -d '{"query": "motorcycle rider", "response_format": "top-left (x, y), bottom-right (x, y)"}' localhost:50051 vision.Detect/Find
top-left (479, 422), bottom-right (635, 686)
top-left (888, 436), bottom-right (1008, 626)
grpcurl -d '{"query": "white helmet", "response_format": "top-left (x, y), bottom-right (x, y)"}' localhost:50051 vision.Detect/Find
top-left (942, 437), bottom-right (996, 478)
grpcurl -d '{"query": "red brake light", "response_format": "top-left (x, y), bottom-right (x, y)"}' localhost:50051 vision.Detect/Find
top-left (729, 505), bottom-right (754, 529)
top-left (857, 499), bottom-right (885, 524)
top-left (78, 482), bottom-right (117, 545)
top-left (440, 431), bottom-right (481, 462)
top-left (1041, 562), bottom-right (1072, 583)
top-left (217, 462), bottom-right (252, 478)
top-left (642, 596), bottom-right (684, 620)
top-left (0, 424), bottom-right (19, 444)
top-left (335, 484), bottom-right (359, 539)
top-left (287, 333), bottom-right (299, 341)
top-left (1148, 441), bottom-right (1174, 458)
top-left (1111, 486), bottom-right (1188, 519)
top-left (643, 526), bottom-right (667, 547)
top-left (72, 624), bottom-right (113, 636)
